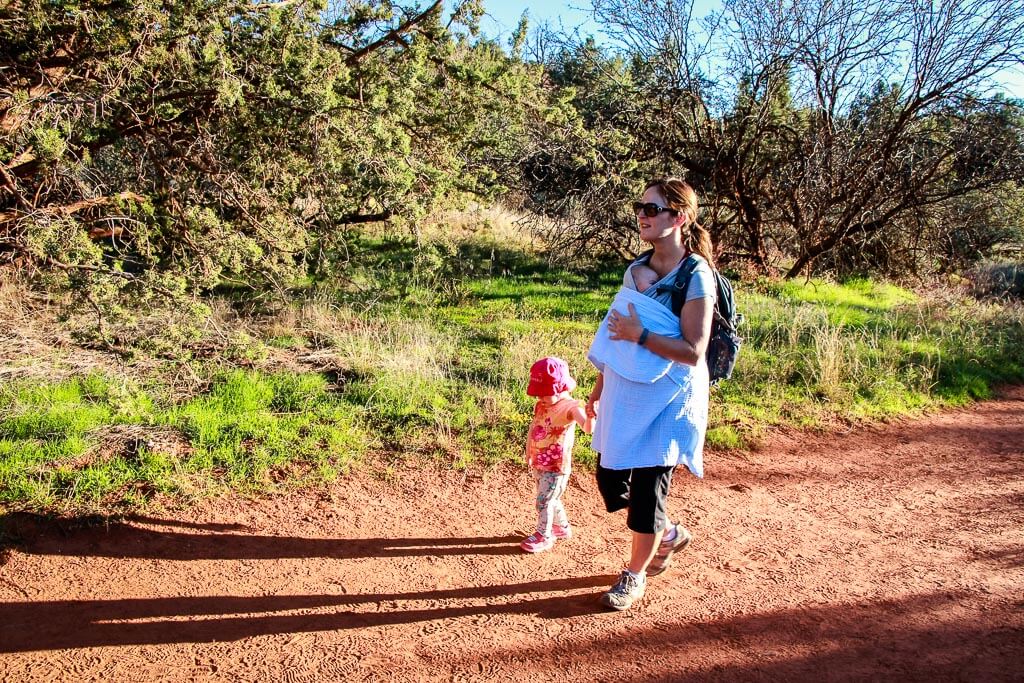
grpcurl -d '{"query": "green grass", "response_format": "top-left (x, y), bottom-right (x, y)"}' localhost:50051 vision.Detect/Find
top-left (2, 234), bottom-right (1023, 514)
top-left (710, 278), bottom-right (1024, 442)
top-left (0, 371), bottom-right (369, 513)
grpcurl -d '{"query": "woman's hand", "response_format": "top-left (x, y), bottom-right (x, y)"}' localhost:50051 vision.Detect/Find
top-left (607, 303), bottom-right (644, 343)
top-left (606, 297), bottom-right (713, 366)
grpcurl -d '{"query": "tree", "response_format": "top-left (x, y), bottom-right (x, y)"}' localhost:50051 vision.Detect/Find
top-left (514, 37), bottom-right (644, 261)
top-left (743, 0), bottom-right (1024, 277)
top-left (539, 0), bottom-right (1024, 277)
top-left (0, 0), bottom-right (559, 325)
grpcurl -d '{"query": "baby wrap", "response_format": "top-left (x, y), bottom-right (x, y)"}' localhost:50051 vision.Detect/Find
top-left (587, 287), bottom-right (688, 385)
top-left (587, 286), bottom-right (708, 476)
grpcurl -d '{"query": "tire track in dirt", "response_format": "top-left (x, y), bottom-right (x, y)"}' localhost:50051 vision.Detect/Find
top-left (1, 387), bottom-right (1022, 681)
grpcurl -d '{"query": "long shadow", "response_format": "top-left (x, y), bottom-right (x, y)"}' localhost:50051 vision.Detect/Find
top-left (451, 590), bottom-right (1024, 682)
top-left (123, 516), bottom-right (254, 532)
top-left (0, 575), bottom-right (612, 653)
top-left (0, 512), bottom-right (522, 560)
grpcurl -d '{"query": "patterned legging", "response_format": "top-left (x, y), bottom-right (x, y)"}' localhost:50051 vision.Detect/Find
top-left (534, 470), bottom-right (570, 535)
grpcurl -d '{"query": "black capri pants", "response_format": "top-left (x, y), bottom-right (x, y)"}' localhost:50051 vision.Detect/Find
top-left (595, 453), bottom-right (675, 534)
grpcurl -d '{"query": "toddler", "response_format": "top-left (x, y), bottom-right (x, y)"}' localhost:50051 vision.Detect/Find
top-left (521, 356), bottom-right (595, 553)
top-left (631, 262), bottom-right (660, 293)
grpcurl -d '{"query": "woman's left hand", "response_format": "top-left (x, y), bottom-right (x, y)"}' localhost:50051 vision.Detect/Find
top-left (607, 303), bottom-right (643, 343)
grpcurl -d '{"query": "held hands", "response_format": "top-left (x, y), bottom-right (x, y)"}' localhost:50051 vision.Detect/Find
top-left (583, 400), bottom-right (597, 435)
top-left (586, 373), bottom-right (602, 422)
top-left (607, 303), bottom-right (644, 343)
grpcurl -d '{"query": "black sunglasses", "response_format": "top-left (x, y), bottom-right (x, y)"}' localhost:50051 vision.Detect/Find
top-left (632, 201), bottom-right (678, 218)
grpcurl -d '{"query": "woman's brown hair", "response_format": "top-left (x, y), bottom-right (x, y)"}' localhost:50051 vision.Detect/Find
top-left (645, 177), bottom-right (715, 269)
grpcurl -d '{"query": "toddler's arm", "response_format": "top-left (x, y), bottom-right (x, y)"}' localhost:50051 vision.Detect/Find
top-left (568, 402), bottom-right (594, 434)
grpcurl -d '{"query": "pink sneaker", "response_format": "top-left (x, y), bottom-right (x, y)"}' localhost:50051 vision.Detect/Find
top-left (520, 532), bottom-right (555, 553)
top-left (552, 524), bottom-right (573, 540)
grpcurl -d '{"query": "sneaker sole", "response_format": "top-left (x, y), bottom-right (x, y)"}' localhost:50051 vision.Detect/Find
top-left (599, 595), bottom-right (631, 611)
top-left (520, 540), bottom-right (554, 553)
top-left (520, 544), bottom-right (553, 553)
top-left (599, 589), bottom-right (645, 611)
top-left (647, 528), bottom-right (693, 577)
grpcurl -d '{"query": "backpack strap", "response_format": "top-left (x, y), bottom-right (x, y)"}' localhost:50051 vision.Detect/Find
top-left (665, 254), bottom-right (703, 317)
top-left (635, 251), bottom-right (714, 319)
top-left (633, 248), bottom-right (655, 266)
top-left (713, 273), bottom-right (737, 333)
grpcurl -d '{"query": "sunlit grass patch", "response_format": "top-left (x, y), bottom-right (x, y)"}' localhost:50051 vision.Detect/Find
top-left (770, 278), bottom-right (918, 326)
top-left (777, 277), bottom-right (917, 310)
top-left (706, 424), bottom-right (743, 449)
top-left (709, 277), bottom-right (1023, 442)
top-left (163, 370), bottom-right (369, 488)
top-left (0, 370), bottom-right (372, 513)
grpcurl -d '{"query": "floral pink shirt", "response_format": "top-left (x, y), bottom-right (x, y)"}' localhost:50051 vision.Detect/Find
top-left (526, 397), bottom-right (582, 474)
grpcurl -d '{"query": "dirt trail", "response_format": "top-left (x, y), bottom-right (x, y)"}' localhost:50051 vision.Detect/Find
top-left (2, 388), bottom-right (1023, 682)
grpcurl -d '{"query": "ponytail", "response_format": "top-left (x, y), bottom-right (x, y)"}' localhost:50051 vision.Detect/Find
top-left (686, 223), bottom-right (715, 270)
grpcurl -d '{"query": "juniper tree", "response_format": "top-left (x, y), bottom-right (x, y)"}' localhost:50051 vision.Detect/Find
top-left (0, 0), bottom-right (559, 330)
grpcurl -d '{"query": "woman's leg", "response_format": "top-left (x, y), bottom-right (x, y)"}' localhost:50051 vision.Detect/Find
top-left (648, 522), bottom-right (693, 576)
top-left (595, 454), bottom-right (630, 513)
top-left (628, 529), bottom-right (665, 574)
top-left (601, 465), bottom-right (675, 610)
top-left (623, 465), bottom-right (675, 572)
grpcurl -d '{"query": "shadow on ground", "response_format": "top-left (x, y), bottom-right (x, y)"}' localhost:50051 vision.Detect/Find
top-left (0, 512), bottom-right (523, 561)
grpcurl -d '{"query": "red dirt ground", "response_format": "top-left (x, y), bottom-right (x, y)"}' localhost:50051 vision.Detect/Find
top-left (2, 387), bottom-right (1023, 682)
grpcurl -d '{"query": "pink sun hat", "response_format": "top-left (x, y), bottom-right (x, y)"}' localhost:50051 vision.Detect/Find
top-left (527, 356), bottom-right (577, 397)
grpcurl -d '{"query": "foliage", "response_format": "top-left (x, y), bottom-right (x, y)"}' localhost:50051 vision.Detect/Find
top-left (3, 1), bottom-right (1024, 517)
top-left (3, 0), bottom-right (1023, 315)
top-left (0, 0), bottom-right (564, 327)
top-left (521, 0), bottom-right (1024, 278)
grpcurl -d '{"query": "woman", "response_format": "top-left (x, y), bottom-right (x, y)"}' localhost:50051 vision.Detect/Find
top-left (586, 177), bottom-right (716, 611)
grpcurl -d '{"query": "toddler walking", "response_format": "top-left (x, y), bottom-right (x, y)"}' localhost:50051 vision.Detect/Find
top-left (521, 356), bottom-right (595, 553)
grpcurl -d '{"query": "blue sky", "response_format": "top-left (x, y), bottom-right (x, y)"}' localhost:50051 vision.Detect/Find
top-left (480, 0), bottom-right (601, 36)
top-left (476, 0), bottom-right (1024, 99)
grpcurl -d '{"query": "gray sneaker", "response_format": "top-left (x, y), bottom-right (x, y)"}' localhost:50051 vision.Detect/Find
top-left (647, 524), bottom-right (692, 577)
top-left (600, 570), bottom-right (646, 611)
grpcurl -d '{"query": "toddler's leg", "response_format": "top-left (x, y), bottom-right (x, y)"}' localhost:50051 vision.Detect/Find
top-left (535, 471), bottom-right (569, 535)
top-left (548, 472), bottom-right (570, 530)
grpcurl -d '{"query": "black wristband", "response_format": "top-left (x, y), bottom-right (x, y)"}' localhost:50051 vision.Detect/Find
top-left (638, 328), bottom-right (650, 346)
